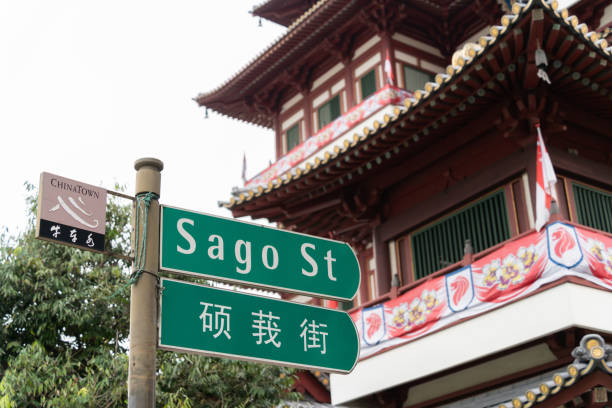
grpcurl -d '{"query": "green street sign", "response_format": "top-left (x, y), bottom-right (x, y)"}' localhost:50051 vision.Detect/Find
top-left (158, 278), bottom-right (359, 373)
top-left (160, 205), bottom-right (360, 301)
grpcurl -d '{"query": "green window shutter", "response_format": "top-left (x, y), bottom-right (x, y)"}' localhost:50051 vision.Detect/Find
top-left (318, 95), bottom-right (341, 130)
top-left (403, 65), bottom-right (434, 92)
top-left (572, 183), bottom-right (612, 233)
top-left (286, 124), bottom-right (300, 152)
top-left (411, 190), bottom-right (511, 280)
top-left (360, 70), bottom-right (377, 100)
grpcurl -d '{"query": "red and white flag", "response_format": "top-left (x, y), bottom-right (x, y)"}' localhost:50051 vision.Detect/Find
top-left (384, 50), bottom-right (394, 86)
top-left (535, 124), bottom-right (558, 231)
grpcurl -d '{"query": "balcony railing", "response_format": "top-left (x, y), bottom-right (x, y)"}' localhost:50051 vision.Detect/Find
top-left (351, 221), bottom-right (612, 359)
top-left (245, 84), bottom-right (412, 188)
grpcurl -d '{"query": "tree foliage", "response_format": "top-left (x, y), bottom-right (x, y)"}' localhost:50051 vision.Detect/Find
top-left (0, 186), bottom-right (298, 407)
top-left (157, 353), bottom-right (297, 408)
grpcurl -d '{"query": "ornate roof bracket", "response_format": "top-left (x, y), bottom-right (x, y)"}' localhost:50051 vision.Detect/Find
top-left (323, 32), bottom-right (356, 64)
top-left (359, 0), bottom-right (407, 35)
top-left (495, 91), bottom-right (557, 144)
top-left (245, 88), bottom-right (282, 117)
top-left (541, 100), bottom-right (568, 135)
top-left (471, 0), bottom-right (499, 27)
top-left (340, 187), bottom-right (380, 223)
top-left (283, 64), bottom-right (313, 94)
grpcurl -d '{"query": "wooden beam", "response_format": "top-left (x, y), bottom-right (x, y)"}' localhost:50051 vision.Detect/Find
top-left (523, 8), bottom-right (544, 90)
top-left (499, 42), bottom-right (512, 66)
top-left (485, 53), bottom-right (502, 75)
top-left (555, 35), bottom-right (574, 60)
top-left (474, 63), bottom-right (493, 82)
top-left (364, 103), bottom-right (502, 193)
top-left (564, 43), bottom-right (586, 67)
top-left (591, 64), bottom-right (612, 85)
top-left (583, 58), bottom-right (608, 79)
top-left (573, 51), bottom-right (597, 73)
top-left (550, 64), bottom-right (572, 83)
top-left (378, 144), bottom-right (534, 241)
top-left (231, 205), bottom-right (283, 219)
top-left (544, 24), bottom-right (561, 54)
top-left (333, 220), bottom-right (370, 235)
top-left (559, 99), bottom-right (612, 138)
top-left (513, 28), bottom-right (525, 56)
top-left (283, 197), bottom-right (342, 219)
top-left (302, 210), bottom-right (343, 236)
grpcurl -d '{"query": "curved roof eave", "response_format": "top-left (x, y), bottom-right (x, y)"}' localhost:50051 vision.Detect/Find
top-left (195, 0), bottom-right (339, 106)
top-left (220, 0), bottom-right (612, 210)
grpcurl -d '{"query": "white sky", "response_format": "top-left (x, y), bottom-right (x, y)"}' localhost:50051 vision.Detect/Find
top-left (0, 0), bottom-right (581, 236)
top-left (0, 0), bottom-right (285, 235)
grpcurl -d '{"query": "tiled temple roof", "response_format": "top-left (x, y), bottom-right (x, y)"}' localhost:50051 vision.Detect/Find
top-left (439, 333), bottom-right (612, 408)
top-left (221, 0), bottom-right (612, 210)
top-left (251, 0), bottom-right (315, 27)
top-left (494, 334), bottom-right (612, 408)
top-left (195, 0), bottom-right (358, 127)
top-left (197, 0), bottom-right (507, 127)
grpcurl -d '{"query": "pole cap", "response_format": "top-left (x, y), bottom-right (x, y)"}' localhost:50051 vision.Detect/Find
top-left (134, 158), bottom-right (163, 196)
top-left (134, 157), bottom-right (164, 172)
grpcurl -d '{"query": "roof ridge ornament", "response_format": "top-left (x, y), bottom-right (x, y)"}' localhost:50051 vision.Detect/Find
top-left (499, 333), bottom-right (612, 408)
top-left (571, 333), bottom-right (612, 364)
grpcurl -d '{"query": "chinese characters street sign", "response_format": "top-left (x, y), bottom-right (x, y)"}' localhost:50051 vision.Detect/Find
top-left (160, 206), bottom-right (360, 301)
top-left (36, 172), bottom-right (106, 252)
top-left (158, 278), bottom-right (359, 373)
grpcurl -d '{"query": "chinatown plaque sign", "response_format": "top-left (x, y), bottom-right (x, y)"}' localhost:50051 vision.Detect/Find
top-left (159, 205), bottom-right (360, 301)
top-left (36, 172), bottom-right (106, 252)
top-left (158, 278), bottom-right (359, 373)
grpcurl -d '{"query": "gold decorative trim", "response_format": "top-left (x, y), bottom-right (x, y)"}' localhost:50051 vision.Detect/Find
top-left (221, 0), bottom-right (612, 209)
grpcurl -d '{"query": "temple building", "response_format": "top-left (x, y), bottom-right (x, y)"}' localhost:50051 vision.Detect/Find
top-left (196, 0), bottom-right (612, 406)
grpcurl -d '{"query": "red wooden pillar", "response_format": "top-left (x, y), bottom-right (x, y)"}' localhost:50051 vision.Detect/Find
top-left (380, 31), bottom-right (395, 86)
top-left (273, 115), bottom-right (282, 160)
top-left (373, 225), bottom-right (390, 297)
top-left (303, 89), bottom-right (313, 138)
top-left (344, 59), bottom-right (355, 109)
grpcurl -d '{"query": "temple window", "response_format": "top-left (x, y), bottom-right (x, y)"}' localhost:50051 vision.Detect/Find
top-left (391, 185), bottom-right (522, 285)
top-left (285, 123), bottom-right (300, 153)
top-left (403, 64), bottom-right (434, 92)
top-left (568, 180), bottom-right (612, 233)
top-left (317, 94), bottom-right (341, 130)
top-left (360, 69), bottom-right (377, 100)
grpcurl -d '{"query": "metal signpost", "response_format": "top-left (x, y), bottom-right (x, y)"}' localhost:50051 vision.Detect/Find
top-left (159, 205), bottom-right (360, 301)
top-left (37, 160), bottom-right (361, 407)
top-left (159, 278), bottom-right (359, 373)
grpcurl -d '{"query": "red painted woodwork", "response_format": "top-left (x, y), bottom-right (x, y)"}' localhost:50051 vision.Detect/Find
top-left (205, 3), bottom-right (612, 404)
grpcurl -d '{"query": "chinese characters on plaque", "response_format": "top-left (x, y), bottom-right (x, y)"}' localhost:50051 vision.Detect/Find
top-left (159, 278), bottom-right (358, 372)
top-left (36, 172), bottom-right (107, 252)
top-left (198, 303), bottom-right (329, 354)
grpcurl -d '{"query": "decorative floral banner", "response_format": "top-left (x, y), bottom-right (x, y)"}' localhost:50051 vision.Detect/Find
top-left (352, 222), bottom-right (612, 359)
top-left (245, 85), bottom-right (412, 188)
